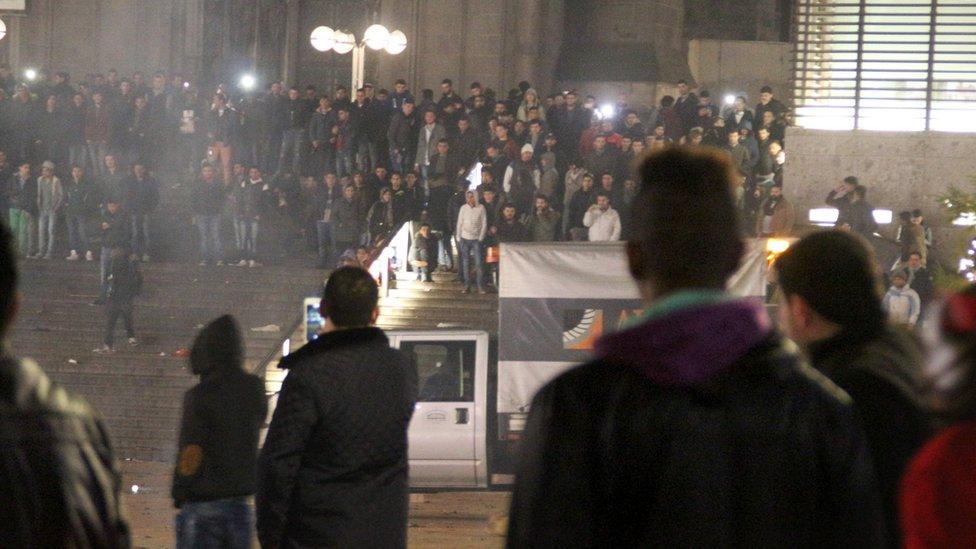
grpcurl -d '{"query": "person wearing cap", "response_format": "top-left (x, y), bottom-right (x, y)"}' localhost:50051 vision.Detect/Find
top-left (901, 286), bottom-right (976, 548)
top-left (504, 143), bottom-right (541, 217)
top-left (776, 230), bottom-right (932, 545)
top-left (34, 160), bottom-right (63, 260)
top-left (755, 85), bottom-right (788, 126)
top-left (509, 149), bottom-right (885, 547)
top-left (883, 269), bottom-right (922, 328)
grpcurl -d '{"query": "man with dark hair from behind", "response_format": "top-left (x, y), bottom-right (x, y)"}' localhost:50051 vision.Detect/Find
top-left (508, 148), bottom-right (885, 547)
top-left (775, 230), bottom-right (932, 546)
top-left (172, 314), bottom-right (267, 549)
top-left (0, 222), bottom-right (130, 546)
top-left (257, 267), bottom-right (418, 548)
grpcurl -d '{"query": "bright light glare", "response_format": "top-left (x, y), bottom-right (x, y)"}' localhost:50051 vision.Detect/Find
top-left (332, 31), bottom-right (355, 54)
top-left (808, 208), bottom-right (839, 225)
top-left (24, 68), bottom-right (37, 81)
top-left (239, 74), bottom-right (256, 90)
top-left (0, 19), bottom-right (7, 42)
top-left (872, 209), bottom-right (893, 225)
top-left (766, 239), bottom-right (791, 255)
top-left (599, 104), bottom-right (615, 119)
top-left (954, 213), bottom-right (976, 227)
top-left (363, 24), bottom-right (390, 50)
top-left (183, 81), bottom-right (190, 89)
top-left (385, 30), bottom-right (407, 55)
top-left (131, 485), bottom-right (140, 494)
top-left (724, 94), bottom-right (736, 106)
top-left (310, 26), bottom-right (336, 52)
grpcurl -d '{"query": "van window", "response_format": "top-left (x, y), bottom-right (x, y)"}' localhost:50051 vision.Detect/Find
top-left (401, 340), bottom-right (475, 402)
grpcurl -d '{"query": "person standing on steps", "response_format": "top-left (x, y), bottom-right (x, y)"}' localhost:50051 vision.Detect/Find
top-left (94, 245), bottom-right (142, 354)
top-left (173, 315), bottom-right (267, 549)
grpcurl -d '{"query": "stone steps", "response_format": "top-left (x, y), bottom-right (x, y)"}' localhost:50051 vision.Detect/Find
top-left (9, 259), bottom-right (323, 462)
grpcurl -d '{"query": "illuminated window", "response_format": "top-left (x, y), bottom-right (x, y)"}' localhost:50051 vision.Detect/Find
top-left (794, 1), bottom-right (976, 131)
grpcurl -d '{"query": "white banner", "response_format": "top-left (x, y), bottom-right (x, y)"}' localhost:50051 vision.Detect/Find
top-left (497, 240), bottom-right (771, 414)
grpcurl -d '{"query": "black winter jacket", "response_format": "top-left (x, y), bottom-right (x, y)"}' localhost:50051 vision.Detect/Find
top-left (808, 326), bottom-right (932, 548)
top-left (0, 354), bottom-right (130, 548)
top-left (508, 337), bottom-right (886, 548)
top-left (172, 316), bottom-right (267, 507)
top-left (257, 328), bottom-right (417, 549)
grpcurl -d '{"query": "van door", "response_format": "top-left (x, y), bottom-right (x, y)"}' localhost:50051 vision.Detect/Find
top-left (397, 334), bottom-right (487, 488)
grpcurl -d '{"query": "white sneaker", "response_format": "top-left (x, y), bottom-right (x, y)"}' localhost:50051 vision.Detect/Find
top-left (93, 344), bottom-right (113, 354)
top-left (236, 259), bottom-right (248, 267)
top-left (66, 251), bottom-right (79, 261)
top-left (248, 260), bottom-right (260, 268)
top-left (127, 337), bottom-right (138, 346)
top-left (85, 251), bottom-right (94, 261)
top-left (216, 260), bottom-right (225, 266)
top-left (142, 254), bottom-right (150, 262)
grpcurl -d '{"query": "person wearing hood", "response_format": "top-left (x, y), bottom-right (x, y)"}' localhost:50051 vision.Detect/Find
top-left (776, 230), bottom-right (932, 546)
top-left (172, 314), bottom-right (267, 549)
top-left (508, 148), bottom-right (886, 547)
top-left (883, 269), bottom-right (921, 328)
top-left (517, 88), bottom-right (545, 123)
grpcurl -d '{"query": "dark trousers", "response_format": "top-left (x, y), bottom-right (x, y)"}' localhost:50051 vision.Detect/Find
top-left (104, 304), bottom-right (134, 347)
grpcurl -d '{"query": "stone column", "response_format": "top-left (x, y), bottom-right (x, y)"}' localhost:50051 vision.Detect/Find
top-left (281, 0), bottom-right (300, 84)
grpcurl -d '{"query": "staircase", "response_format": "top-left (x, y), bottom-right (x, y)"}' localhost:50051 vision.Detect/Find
top-left (7, 260), bottom-right (324, 462)
top-left (376, 277), bottom-right (499, 336)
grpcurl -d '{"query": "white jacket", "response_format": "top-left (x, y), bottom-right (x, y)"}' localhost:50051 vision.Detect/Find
top-left (883, 286), bottom-right (920, 326)
top-left (583, 206), bottom-right (621, 241)
top-left (456, 203), bottom-right (487, 241)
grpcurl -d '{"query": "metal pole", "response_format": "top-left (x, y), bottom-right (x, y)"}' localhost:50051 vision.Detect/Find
top-left (351, 43), bottom-right (366, 91)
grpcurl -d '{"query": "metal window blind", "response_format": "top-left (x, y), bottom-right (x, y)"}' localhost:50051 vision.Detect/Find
top-left (794, 0), bottom-right (976, 131)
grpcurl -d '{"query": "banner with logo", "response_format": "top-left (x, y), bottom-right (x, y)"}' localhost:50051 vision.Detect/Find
top-left (497, 241), bottom-right (769, 414)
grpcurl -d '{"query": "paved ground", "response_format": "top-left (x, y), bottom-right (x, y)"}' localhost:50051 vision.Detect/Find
top-left (122, 461), bottom-right (509, 548)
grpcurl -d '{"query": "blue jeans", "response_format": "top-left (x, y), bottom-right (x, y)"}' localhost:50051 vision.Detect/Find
top-left (279, 129), bottom-right (305, 175)
top-left (336, 149), bottom-right (353, 177)
top-left (176, 498), bottom-right (252, 549)
top-left (196, 215), bottom-right (222, 264)
top-left (66, 214), bottom-right (89, 253)
top-left (357, 140), bottom-right (377, 173)
top-left (234, 218), bottom-right (259, 259)
top-left (458, 238), bottom-right (483, 290)
top-left (37, 211), bottom-right (57, 258)
top-left (87, 142), bottom-right (108, 177)
top-left (68, 144), bottom-right (88, 172)
top-left (438, 231), bottom-right (454, 270)
top-left (389, 147), bottom-right (407, 173)
top-left (130, 214), bottom-right (151, 257)
top-left (99, 246), bottom-right (112, 300)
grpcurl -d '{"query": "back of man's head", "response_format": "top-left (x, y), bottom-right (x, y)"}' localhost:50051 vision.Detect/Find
top-left (629, 148), bottom-right (743, 294)
top-left (776, 230), bottom-right (885, 333)
top-left (0, 222), bottom-right (16, 340)
top-left (322, 267), bottom-right (379, 328)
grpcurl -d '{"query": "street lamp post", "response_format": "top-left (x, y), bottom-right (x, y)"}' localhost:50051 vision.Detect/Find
top-left (310, 23), bottom-right (407, 90)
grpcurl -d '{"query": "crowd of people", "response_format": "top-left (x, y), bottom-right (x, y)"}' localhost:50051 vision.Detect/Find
top-left (0, 67), bottom-right (795, 287)
top-left (825, 176), bottom-right (936, 330)
top-left (2, 148), bottom-right (976, 548)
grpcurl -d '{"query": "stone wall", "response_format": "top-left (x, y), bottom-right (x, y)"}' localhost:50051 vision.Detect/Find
top-left (0, 0), bottom-right (201, 78)
top-left (785, 127), bottom-right (976, 262)
top-left (687, 39), bottom-right (791, 106)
